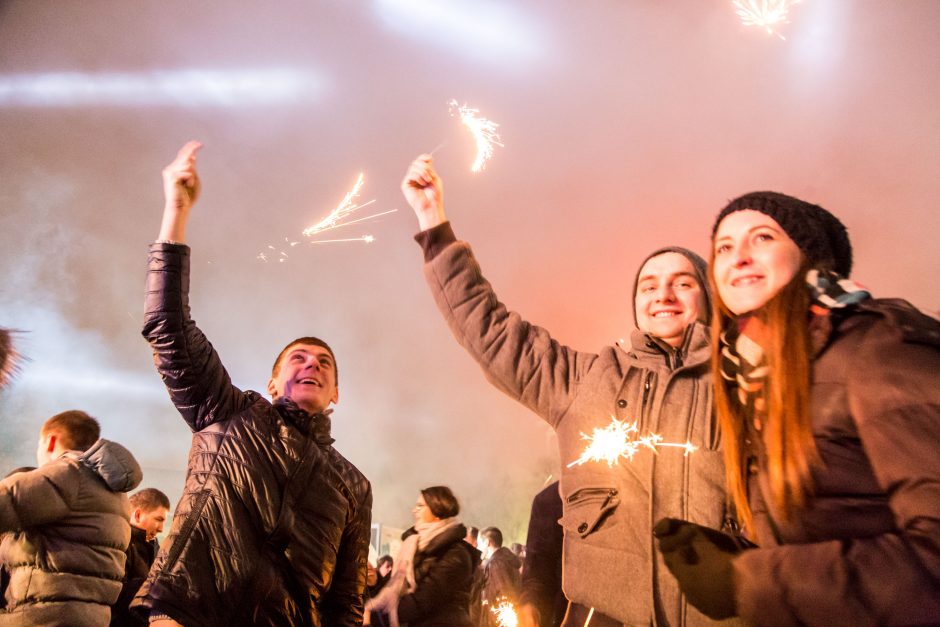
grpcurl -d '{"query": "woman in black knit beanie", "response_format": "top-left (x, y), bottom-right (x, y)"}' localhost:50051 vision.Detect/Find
top-left (655, 191), bottom-right (940, 625)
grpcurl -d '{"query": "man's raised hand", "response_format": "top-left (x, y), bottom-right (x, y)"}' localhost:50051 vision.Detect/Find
top-left (159, 141), bottom-right (202, 243)
top-left (401, 154), bottom-right (446, 231)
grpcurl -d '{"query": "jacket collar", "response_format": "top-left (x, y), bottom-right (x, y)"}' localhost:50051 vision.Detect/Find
top-left (274, 397), bottom-right (335, 446)
top-left (626, 321), bottom-right (711, 369)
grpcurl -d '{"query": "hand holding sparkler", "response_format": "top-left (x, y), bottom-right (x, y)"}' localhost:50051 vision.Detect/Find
top-left (159, 140), bottom-right (203, 243)
top-left (402, 154), bottom-right (447, 231)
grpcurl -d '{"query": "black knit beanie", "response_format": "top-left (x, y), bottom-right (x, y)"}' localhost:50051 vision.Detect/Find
top-left (712, 191), bottom-right (853, 277)
top-left (631, 247), bottom-right (712, 327)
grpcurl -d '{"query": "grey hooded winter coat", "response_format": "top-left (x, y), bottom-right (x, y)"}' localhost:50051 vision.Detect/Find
top-left (0, 439), bottom-right (143, 626)
top-left (417, 224), bottom-right (730, 625)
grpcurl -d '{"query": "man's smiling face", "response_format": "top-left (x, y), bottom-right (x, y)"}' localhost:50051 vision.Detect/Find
top-left (267, 343), bottom-right (339, 415)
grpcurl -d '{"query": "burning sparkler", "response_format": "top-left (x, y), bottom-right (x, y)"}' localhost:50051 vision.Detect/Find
top-left (449, 100), bottom-right (504, 172)
top-left (309, 235), bottom-right (375, 244)
top-left (302, 173), bottom-right (396, 243)
top-left (257, 174), bottom-right (395, 261)
top-left (567, 417), bottom-right (697, 468)
top-left (491, 599), bottom-right (518, 627)
top-left (732, 0), bottom-right (801, 39)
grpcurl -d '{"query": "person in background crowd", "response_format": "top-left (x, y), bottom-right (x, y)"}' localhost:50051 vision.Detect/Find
top-left (0, 410), bottom-right (142, 625)
top-left (477, 526), bottom-right (522, 627)
top-left (367, 486), bottom-right (479, 626)
top-left (111, 488), bottom-right (171, 626)
top-left (518, 482), bottom-right (566, 627)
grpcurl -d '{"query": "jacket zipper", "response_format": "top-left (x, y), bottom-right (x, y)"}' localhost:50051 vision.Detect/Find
top-left (642, 371), bottom-right (653, 407)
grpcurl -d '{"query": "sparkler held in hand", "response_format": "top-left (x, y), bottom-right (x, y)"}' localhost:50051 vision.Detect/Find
top-left (449, 99), bottom-right (504, 172)
top-left (567, 417), bottom-right (697, 468)
top-left (401, 152), bottom-right (726, 623)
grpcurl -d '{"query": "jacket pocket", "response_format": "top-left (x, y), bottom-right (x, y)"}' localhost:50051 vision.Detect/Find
top-left (561, 487), bottom-right (620, 539)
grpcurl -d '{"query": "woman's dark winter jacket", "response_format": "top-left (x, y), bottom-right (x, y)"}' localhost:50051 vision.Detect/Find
top-left (397, 524), bottom-right (479, 626)
top-left (0, 439), bottom-right (143, 626)
top-left (135, 243), bottom-right (372, 627)
top-left (734, 299), bottom-right (940, 625)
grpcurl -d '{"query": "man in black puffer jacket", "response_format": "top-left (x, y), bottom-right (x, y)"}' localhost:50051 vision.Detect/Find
top-left (133, 141), bottom-right (372, 627)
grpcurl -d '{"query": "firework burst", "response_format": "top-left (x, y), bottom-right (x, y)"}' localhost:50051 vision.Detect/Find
top-left (732, 0), bottom-right (801, 39)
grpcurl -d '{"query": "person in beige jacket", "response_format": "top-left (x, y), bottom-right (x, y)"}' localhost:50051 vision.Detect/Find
top-left (0, 410), bottom-right (142, 626)
top-left (402, 155), bottom-right (732, 626)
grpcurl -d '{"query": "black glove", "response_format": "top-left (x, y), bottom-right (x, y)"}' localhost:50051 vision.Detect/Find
top-left (653, 517), bottom-right (748, 620)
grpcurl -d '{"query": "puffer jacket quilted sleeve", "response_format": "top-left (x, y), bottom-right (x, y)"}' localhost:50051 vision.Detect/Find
top-left (142, 242), bottom-right (250, 430)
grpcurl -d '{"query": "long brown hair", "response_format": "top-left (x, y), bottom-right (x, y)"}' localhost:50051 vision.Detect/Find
top-left (710, 260), bottom-right (821, 530)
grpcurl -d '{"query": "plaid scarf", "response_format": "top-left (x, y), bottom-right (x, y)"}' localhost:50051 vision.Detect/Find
top-left (720, 270), bottom-right (870, 430)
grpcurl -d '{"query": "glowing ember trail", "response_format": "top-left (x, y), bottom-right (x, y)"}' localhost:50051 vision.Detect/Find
top-left (309, 235), bottom-right (375, 244)
top-left (449, 100), bottom-right (504, 172)
top-left (732, 0), bottom-right (801, 39)
top-left (259, 173), bottom-right (394, 259)
top-left (491, 600), bottom-right (518, 627)
top-left (303, 173), bottom-right (370, 237)
top-left (567, 417), bottom-right (697, 468)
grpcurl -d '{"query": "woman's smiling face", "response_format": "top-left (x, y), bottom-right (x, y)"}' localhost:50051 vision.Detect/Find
top-left (712, 209), bottom-right (803, 315)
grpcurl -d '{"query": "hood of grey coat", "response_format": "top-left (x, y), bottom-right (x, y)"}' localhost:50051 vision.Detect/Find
top-left (76, 438), bottom-right (143, 492)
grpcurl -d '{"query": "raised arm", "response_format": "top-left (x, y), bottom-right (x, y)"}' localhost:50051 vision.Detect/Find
top-left (143, 142), bottom-right (248, 431)
top-left (401, 156), bottom-right (597, 426)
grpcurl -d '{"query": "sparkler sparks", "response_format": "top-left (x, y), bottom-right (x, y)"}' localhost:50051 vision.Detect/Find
top-left (257, 174), bottom-right (395, 261)
top-left (732, 0), bottom-right (801, 39)
top-left (567, 417), bottom-right (697, 468)
top-left (449, 99), bottom-right (504, 172)
top-left (309, 235), bottom-right (375, 244)
top-left (491, 600), bottom-right (518, 627)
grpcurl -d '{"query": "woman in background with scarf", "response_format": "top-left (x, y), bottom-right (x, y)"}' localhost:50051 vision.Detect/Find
top-left (366, 486), bottom-right (479, 627)
top-left (655, 192), bottom-right (940, 625)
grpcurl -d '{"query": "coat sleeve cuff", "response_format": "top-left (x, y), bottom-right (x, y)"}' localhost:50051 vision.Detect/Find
top-left (413, 222), bottom-right (456, 262)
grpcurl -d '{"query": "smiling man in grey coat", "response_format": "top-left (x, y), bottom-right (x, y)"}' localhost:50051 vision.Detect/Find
top-left (402, 155), bottom-right (731, 626)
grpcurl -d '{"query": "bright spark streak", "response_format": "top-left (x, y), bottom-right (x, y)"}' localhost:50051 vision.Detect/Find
top-left (567, 417), bottom-right (697, 468)
top-left (303, 173), bottom-right (368, 237)
top-left (315, 208), bottom-right (398, 231)
top-left (732, 0), bottom-right (800, 39)
top-left (309, 235), bottom-right (375, 244)
top-left (449, 100), bottom-right (504, 172)
top-left (492, 600), bottom-right (518, 627)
